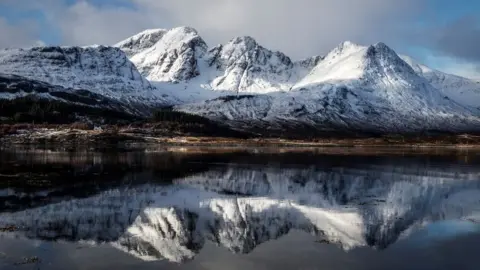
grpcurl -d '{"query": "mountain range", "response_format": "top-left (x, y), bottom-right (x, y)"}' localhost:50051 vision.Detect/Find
top-left (1, 26), bottom-right (480, 134)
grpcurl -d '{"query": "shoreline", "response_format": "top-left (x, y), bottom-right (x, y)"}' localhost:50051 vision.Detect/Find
top-left (2, 127), bottom-right (480, 151)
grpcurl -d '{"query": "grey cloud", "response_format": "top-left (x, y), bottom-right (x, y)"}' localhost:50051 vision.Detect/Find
top-left (433, 17), bottom-right (480, 62)
top-left (0, 18), bottom-right (41, 49)
top-left (54, 1), bottom-right (153, 46)
top-left (131, 0), bottom-right (426, 58)
top-left (7, 0), bottom-right (427, 59)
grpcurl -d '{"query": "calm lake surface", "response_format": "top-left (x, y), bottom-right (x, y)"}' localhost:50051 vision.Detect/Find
top-left (0, 147), bottom-right (479, 269)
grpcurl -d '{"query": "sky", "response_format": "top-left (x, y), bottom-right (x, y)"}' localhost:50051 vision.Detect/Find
top-left (0, 0), bottom-right (479, 80)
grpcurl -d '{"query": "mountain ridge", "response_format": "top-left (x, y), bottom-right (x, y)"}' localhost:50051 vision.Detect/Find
top-left (177, 38), bottom-right (480, 134)
top-left (0, 25), bottom-right (479, 134)
top-left (0, 45), bottom-right (178, 110)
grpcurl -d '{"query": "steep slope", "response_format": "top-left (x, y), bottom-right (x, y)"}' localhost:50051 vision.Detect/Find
top-left (114, 27), bottom-right (480, 134)
top-left (0, 74), bottom-right (139, 122)
top-left (117, 27), bottom-right (208, 82)
top-left (205, 36), bottom-right (317, 93)
top-left (115, 28), bottom-right (168, 58)
top-left (0, 46), bottom-right (174, 108)
top-left (116, 28), bottom-right (322, 97)
top-left (401, 55), bottom-right (480, 110)
top-left (179, 42), bottom-right (480, 134)
top-left (292, 41), bottom-right (461, 111)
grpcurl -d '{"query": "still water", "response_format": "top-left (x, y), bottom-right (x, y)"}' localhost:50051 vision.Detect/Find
top-left (0, 147), bottom-right (479, 269)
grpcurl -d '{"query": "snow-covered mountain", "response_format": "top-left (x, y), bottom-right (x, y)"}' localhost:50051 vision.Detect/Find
top-left (205, 36), bottom-right (319, 93)
top-left (400, 55), bottom-right (480, 110)
top-left (1, 162), bottom-right (479, 262)
top-left (114, 27), bottom-right (480, 133)
top-left (178, 42), bottom-right (480, 133)
top-left (117, 27), bottom-right (208, 83)
top-left (0, 45), bottom-right (176, 109)
top-left (0, 73), bottom-right (143, 120)
top-left (115, 29), bottom-right (169, 58)
top-left (0, 25), bottom-right (479, 133)
top-left (115, 27), bottom-right (322, 95)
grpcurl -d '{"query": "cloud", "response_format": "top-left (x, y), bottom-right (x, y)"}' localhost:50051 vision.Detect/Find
top-left (431, 16), bottom-right (480, 63)
top-left (54, 1), bottom-right (152, 46)
top-left (4, 0), bottom-right (426, 59)
top-left (441, 61), bottom-right (480, 81)
top-left (132, 0), bottom-right (426, 58)
top-left (146, 0), bottom-right (428, 57)
top-left (410, 16), bottom-right (480, 79)
top-left (0, 17), bottom-right (41, 48)
top-left (2, 0), bottom-right (478, 79)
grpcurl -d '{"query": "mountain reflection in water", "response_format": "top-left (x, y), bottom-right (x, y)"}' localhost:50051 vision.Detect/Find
top-left (0, 148), bottom-right (479, 266)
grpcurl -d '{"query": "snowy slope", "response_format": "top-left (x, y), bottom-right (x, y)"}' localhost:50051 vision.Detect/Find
top-left (114, 27), bottom-right (480, 133)
top-left (0, 46), bottom-right (175, 107)
top-left (115, 28), bottom-right (168, 58)
top-left (116, 27), bottom-right (322, 96)
top-left (1, 163), bottom-right (480, 262)
top-left (293, 41), bottom-right (457, 110)
top-left (117, 27), bottom-right (208, 82)
top-left (0, 25), bottom-right (479, 132)
top-left (401, 55), bottom-right (480, 110)
top-left (205, 36), bottom-right (318, 93)
top-left (114, 27), bottom-right (480, 128)
top-left (179, 42), bottom-right (480, 133)
top-left (0, 73), bottom-right (142, 119)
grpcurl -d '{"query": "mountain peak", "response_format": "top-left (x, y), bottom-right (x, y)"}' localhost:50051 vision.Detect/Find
top-left (362, 42), bottom-right (420, 79)
top-left (340, 40), bottom-right (361, 49)
top-left (170, 26), bottom-right (200, 35)
top-left (229, 36), bottom-right (258, 47)
top-left (132, 28), bottom-right (168, 37)
top-left (322, 41), bottom-right (365, 62)
top-left (212, 35), bottom-right (286, 66)
top-left (151, 26), bottom-right (206, 52)
top-left (335, 41), bottom-right (364, 53)
top-left (116, 26), bottom-right (206, 58)
top-left (294, 40), bottom-right (428, 93)
top-left (365, 42), bottom-right (397, 57)
top-left (373, 42), bottom-right (388, 49)
top-left (203, 35), bottom-right (296, 92)
top-left (115, 28), bottom-right (168, 57)
top-left (119, 26), bottom-right (208, 82)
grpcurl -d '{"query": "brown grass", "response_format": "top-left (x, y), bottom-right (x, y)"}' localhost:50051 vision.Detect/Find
top-left (69, 122), bottom-right (93, 130)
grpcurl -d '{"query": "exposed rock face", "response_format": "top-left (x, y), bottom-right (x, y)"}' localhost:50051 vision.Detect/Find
top-left (117, 29), bottom-right (322, 94)
top-left (115, 29), bottom-right (168, 58)
top-left (117, 27), bottom-right (208, 82)
top-left (206, 36), bottom-right (297, 92)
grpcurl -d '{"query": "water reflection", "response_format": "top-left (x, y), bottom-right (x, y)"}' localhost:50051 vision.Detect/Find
top-left (0, 148), bottom-right (479, 264)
